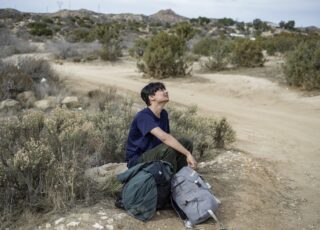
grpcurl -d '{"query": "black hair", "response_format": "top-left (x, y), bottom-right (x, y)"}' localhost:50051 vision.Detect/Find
top-left (140, 82), bottom-right (166, 106)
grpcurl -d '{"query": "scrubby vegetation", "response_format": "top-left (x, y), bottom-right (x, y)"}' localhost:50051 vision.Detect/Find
top-left (231, 39), bottom-right (265, 67)
top-left (0, 91), bottom-right (235, 227)
top-left (137, 31), bottom-right (192, 78)
top-left (198, 38), bottom-right (232, 71)
top-left (0, 28), bottom-right (36, 58)
top-left (0, 58), bottom-right (61, 101)
top-left (169, 105), bottom-right (236, 157)
top-left (283, 40), bottom-right (320, 90)
top-left (45, 40), bottom-right (101, 61)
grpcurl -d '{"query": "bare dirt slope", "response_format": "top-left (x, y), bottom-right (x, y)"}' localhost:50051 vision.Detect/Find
top-left (52, 60), bottom-right (320, 229)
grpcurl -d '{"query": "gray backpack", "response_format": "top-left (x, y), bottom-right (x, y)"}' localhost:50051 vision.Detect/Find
top-left (171, 166), bottom-right (224, 229)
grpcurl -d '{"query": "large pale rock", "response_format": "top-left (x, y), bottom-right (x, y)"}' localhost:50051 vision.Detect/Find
top-left (0, 99), bottom-right (21, 112)
top-left (16, 91), bottom-right (36, 107)
top-left (61, 96), bottom-right (79, 108)
top-left (85, 163), bottom-right (127, 185)
top-left (33, 99), bottom-right (53, 110)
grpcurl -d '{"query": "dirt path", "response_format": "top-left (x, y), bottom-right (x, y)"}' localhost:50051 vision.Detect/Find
top-left (54, 60), bottom-right (320, 228)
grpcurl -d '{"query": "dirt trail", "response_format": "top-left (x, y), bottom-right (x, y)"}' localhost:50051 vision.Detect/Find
top-left (54, 60), bottom-right (320, 228)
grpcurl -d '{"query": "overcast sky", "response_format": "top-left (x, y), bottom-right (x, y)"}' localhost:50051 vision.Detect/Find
top-left (0, 0), bottom-right (319, 27)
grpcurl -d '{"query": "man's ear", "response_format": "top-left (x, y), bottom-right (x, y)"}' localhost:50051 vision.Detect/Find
top-left (149, 94), bottom-right (155, 102)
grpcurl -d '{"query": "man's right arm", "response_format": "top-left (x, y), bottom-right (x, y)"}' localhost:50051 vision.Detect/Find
top-left (150, 127), bottom-right (197, 169)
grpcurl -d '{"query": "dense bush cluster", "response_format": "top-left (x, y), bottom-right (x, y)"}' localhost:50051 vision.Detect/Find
top-left (169, 106), bottom-right (236, 157)
top-left (283, 40), bottom-right (320, 90)
top-left (46, 40), bottom-right (101, 61)
top-left (0, 28), bottom-right (36, 58)
top-left (94, 24), bottom-right (123, 61)
top-left (0, 58), bottom-right (61, 101)
top-left (193, 37), bottom-right (264, 70)
top-left (138, 31), bottom-right (191, 78)
top-left (0, 93), bottom-right (236, 225)
top-left (258, 33), bottom-right (302, 55)
top-left (231, 39), bottom-right (265, 67)
top-left (0, 95), bottom-right (134, 224)
top-left (200, 39), bottom-right (232, 71)
top-left (27, 22), bottom-right (53, 37)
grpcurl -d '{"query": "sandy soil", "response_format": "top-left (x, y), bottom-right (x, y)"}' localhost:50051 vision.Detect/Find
top-left (50, 58), bottom-right (320, 229)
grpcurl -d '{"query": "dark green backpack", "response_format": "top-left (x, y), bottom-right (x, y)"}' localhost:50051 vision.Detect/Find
top-left (115, 161), bottom-right (173, 221)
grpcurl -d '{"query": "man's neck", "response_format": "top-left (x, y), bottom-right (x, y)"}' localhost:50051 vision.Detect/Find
top-left (148, 103), bottom-right (165, 118)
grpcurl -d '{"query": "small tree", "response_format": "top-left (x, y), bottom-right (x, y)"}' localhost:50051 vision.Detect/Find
top-left (174, 22), bottom-right (196, 41)
top-left (192, 37), bottom-right (215, 56)
top-left (201, 39), bottom-right (232, 71)
top-left (139, 32), bottom-right (191, 78)
top-left (94, 24), bottom-right (122, 61)
top-left (283, 40), bottom-right (320, 90)
top-left (129, 38), bottom-right (148, 58)
top-left (231, 39), bottom-right (265, 67)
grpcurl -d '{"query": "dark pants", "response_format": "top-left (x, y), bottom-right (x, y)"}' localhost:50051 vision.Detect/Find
top-left (137, 138), bottom-right (193, 173)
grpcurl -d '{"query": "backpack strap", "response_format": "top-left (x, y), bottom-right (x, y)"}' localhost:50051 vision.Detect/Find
top-left (207, 210), bottom-right (226, 230)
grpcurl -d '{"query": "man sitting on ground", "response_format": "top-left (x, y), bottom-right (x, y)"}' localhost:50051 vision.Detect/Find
top-left (125, 82), bottom-right (197, 173)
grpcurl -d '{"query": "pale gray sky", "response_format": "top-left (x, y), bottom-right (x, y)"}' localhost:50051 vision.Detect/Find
top-left (0, 0), bottom-right (319, 27)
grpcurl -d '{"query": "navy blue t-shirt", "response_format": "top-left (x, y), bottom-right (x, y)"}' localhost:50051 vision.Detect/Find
top-left (125, 108), bottom-right (170, 168)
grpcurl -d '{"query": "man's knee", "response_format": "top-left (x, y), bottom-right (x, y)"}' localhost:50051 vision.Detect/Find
top-left (178, 137), bottom-right (193, 152)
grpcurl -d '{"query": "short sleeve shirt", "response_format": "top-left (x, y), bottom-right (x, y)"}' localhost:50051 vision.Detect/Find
top-left (125, 108), bottom-right (170, 167)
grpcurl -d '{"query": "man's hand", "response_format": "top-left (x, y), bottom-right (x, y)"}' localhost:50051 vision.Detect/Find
top-left (186, 153), bottom-right (197, 169)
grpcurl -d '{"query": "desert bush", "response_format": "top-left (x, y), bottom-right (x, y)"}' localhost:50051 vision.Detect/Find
top-left (129, 37), bottom-right (148, 58)
top-left (93, 24), bottom-right (122, 61)
top-left (190, 17), bottom-right (210, 26)
top-left (46, 40), bottom-right (101, 61)
top-left (168, 106), bottom-right (235, 158)
top-left (231, 39), bottom-right (265, 67)
top-left (89, 97), bottom-right (134, 163)
top-left (173, 22), bottom-right (196, 41)
top-left (67, 28), bottom-right (93, 43)
top-left (27, 22), bottom-right (53, 37)
top-left (0, 109), bottom-right (102, 224)
top-left (279, 20), bottom-right (295, 30)
top-left (17, 58), bottom-right (60, 98)
top-left (200, 39), bottom-right (232, 71)
top-left (0, 58), bottom-right (62, 101)
top-left (282, 40), bottom-right (320, 90)
top-left (252, 18), bottom-right (270, 35)
top-left (192, 37), bottom-right (215, 56)
top-left (258, 33), bottom-right (302, 55)
top-left (139, 31), bottom-right (191, 78)
top-left (0, 28), bottom-right (36, 58)
top-left (0, 61), bottom-right (33, 100)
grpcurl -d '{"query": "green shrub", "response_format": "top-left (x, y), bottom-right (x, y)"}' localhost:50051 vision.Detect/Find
top-left (192, 37), bottom-right (215, 56)
top-left (67, 28), bottom-right (93, 43)
top-left (139, 31), bottom-right (191, 78)
top-left (258, 33), bottom-right (302, 55)
top-left (283, 40), bottom-right (320, 90)
top-left (231, 39), bottom-right (265, 67)
top-left (93, 24), bottom-right (122, 61)
top-left (89, 92), bottom-right (134, 163)
top-left (216, 18), bottom-right (235, 27)
top-left (201, 39), bottom-right (232, 71)
top-left (0, 109), bottom-right (101, 222)
top-left (27, 22), bottom-right (52, 37)
top-left (17, 58), bottom-right (60, 98)
top-left (129, 37), bottom-right (148, 58)
top-left (0, 61), bottom-right (33, 100)
top-left (168, 106), bottom-right (235, 158)
top-left (173, 22), bottom-right (196, 41)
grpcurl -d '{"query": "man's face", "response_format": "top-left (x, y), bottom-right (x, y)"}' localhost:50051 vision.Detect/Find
top-left (150, 88), bottom-right (169, 104)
